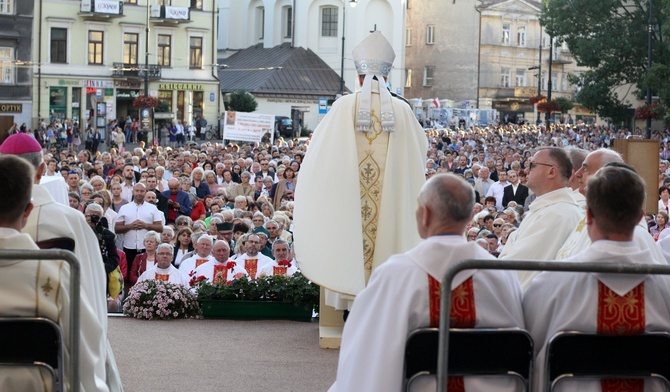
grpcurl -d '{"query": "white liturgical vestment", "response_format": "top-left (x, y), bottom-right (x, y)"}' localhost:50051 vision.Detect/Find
top-left (499, 187), bottom-right (581, 288)
top-left (192, 259), bottom-right (248, 283)
top-left (138, 265), bottom-right (190, 287)
top-left (524, 241), bottom-right (670, 392)
top-left (0, 229), bottom-right (109, 391)
top-left (329, 236), bottom-right (524, 392)
top-left (294, 80), bottom-right (428, 299)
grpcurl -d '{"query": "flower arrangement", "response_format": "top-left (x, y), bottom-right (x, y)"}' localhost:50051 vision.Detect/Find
top-left (528, 94), bottom-right (546, 105)
top-left (132, 95), bottom-right (159, 109)
top-left (537, 99), bottom-right (561, 114)
top-left (635, 102), bottom-right (665, 120)
top-left (123, 280), bottom-right (201, 320)
top-left (193, 272), bottom-right (320, 313)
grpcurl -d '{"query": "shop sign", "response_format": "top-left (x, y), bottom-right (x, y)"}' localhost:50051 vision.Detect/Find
top-left (159, 83), bottom-right (203, 91)
top-left (58, 79), bottom-right (82, 86)
top-left (165, 6), bottom-right (189, 20)
top-left (85, 80), bottom-right (114, 88)
top-left (117, 90), bottom-right (141, 99)
top-left (0, 104), bottom-right (22, 113)
top-left (94, 0), bottom-right (120, 14)
top-left (115, 80), bottom-right (142, 88)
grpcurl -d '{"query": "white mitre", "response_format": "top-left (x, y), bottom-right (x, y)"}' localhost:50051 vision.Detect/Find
top-left (352, 31), bottom-right (396, 132)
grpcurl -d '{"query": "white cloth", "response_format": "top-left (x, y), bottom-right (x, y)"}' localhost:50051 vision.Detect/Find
top-left (120, 183), bottom-right (134, 203)
top-left (499, 187), bottom-right (581, 288)
top-left (235, 252), bottom-right (274, 278)
top-left (115, 201), bottom-right (163, 250)
top-left (524, 240), bottom-right (670, 392)
top-left (485, 180), bottom-right (508, 211)
top-left (104, 208), bottom-right (117, 234)
top-left (178, 254), bottom-right (215, 276)
top-left (38, 175), bottom-right (68, 206)
top-left (329, 236), bottom-right (524, 392)
top-left (192, 259), bottom-right (248, 283)
top-left (22, 184), bottom-right (122, 390)
top-left (138, 265), bottom-right (190, 286)
top-left (294, 81), bottom-right (428, 297)
top-left (0, 228), bottom-right (110, 392)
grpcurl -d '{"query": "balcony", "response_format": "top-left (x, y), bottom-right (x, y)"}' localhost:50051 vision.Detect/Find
top-left (112, 63), bottom-right (162, 80)
top-left (150, 5), bottom-right (191, 24)
top-left (79, 0), bottom-right (124, 20)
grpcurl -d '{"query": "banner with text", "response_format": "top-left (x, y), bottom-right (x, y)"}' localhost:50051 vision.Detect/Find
top-left (223, 111), bottom-right (275, 144)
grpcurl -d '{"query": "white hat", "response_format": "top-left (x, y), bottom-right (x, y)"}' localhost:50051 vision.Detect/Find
top-left (352, 31), bottom-right (396, 133)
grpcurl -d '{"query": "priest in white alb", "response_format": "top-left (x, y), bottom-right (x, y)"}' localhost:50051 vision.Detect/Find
top-left (138, 243), bottom-right (190, 287)
top-left (330, 174), bottom-right (523, 392)
top-left (294, 31), bottom-right (428, 312)
top-left (192, 240), bottom-right (248, 284)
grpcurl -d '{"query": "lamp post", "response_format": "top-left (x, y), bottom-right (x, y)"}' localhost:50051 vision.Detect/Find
top-left (545, 34), bottom-right (553, 125)
top-left (145, 1), bottom-right (150, 97)
top-left (338, 0), bottom-right (358, 96)
top-left (646, 0), bottom-right (653, 139)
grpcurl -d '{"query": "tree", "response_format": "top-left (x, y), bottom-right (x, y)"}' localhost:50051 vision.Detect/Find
top-left (541, 0), bottom-right (666, 122)
top-left (555, 97), bottom-right (574, 113)
top-left (226, 90), bottom-right (258, 112)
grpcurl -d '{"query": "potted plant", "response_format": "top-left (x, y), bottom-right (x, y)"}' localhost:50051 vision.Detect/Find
top-left (192, 272), bottom-right (319, 321)
top-left (123, 280), bottom-right (201, 320)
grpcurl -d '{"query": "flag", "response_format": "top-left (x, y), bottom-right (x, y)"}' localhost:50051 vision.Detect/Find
top-left (433, 97), bottom-right (441, 108)
top-left (415, 97), bottom-right (423, 108)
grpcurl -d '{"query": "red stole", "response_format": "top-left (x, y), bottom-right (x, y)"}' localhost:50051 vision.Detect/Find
top-left (195, 258), bottom-right (209, 268)
top-left (428, 275), bottom-right (476, 392)
top-left (273, 266), bottom-right (288, 276)
top-left (213, 264), bottom-right (228, 285)
top-left (245, 259), bottom-right (258, 278)
top-left (597, 281), bottom-right (645, 392)
top-left (155, 273), bottom-right (169, 282)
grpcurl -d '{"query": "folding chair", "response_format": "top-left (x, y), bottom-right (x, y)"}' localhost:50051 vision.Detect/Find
top-left (404, 327), bottom-right (533, 392)
top-left (0, 249), bottom-right (80, 392)
top-left (436, 259), bottom-right (670, 392)
top-left (0, 317), bottom-right (64, 392)
top-left (546, 331), bottom-right (670, 391)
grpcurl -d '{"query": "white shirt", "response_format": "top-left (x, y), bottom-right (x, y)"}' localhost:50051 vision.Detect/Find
top-left (485, 180), bottom-right (509, 212)
top-left (121, 182), bottom-right (134, 203)
top-left (115, 201), bottom-right (164, 250)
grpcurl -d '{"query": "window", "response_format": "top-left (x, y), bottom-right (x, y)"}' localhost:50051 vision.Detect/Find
top-left (423, 66), bottom-right (434, 87)
top-left (125, 0), bottom-right (137, 4)
top-left (405, 69), bottom-right (412, 88)
top-left (51, 28), bottom-right (67, 63)
top-left (517, 26), bottom-right (526, 47)
top-left (158, 0), bottom-right (171, 5)
top-left (551, 73), bottom-right (557, 90)
top-left (406, 28), bottom-right (412, 46)
top-left (123, 33), bottom-right (138, 65)
top-left (284, 6), bottom-right (293, 38)
top-left (321, 7), bottom-right (338, 37)
top-left (191, 0), bottom-right (203, 10)
top-left (426, 25), bottom-right (435, 45)
top-left (541, 71), bottom-right (547, 91)
top-left (0, 47), bottom-right (13, 84)
top-left (157, 34), bottom-right (171, 67)
top-left (515, 69), bottom-right (526, 87)
top-left (561, 73), bottom-right (568, 91)
top-left (256, 7), bottom-right (265, 39)
top-left (88, 30), bottom-right (104, 65)
top-left (502, 23), bottom-right (511, 45)
top-left (0, 0), bottom-right (13, 15)
top-left (500, 67), bottom-right (510, 88)
top-left (189, 36), bottom-right (202, 69)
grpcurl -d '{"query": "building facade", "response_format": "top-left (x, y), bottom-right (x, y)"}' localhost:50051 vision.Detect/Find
top-left (33, 0), bottom-right (220, 136)
top-left (217, 0), bottom-right (408, 128)
top-left (0, 1), bottom-right (34, 130)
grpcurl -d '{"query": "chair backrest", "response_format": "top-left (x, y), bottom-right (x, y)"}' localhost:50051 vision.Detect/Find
top-left (0, 317), bottom-right (64, 392)
top-left (405, 328), bottom-right (533, 388)
top-left (546, 331), bottom-right (670, 390)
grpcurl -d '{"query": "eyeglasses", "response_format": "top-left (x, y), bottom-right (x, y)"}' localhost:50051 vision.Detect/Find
top-left (528, 161), bottom-right (554, 171)
top-left (493, 224), bottom-right (502, 227)
top-left (68, 170), bottom-right (78, 175)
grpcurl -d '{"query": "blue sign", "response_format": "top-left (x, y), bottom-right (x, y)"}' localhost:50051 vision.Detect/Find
top-left (210, 93), bottom-right (215, 102)
top-left (318, 98), bottom-right (328, 115)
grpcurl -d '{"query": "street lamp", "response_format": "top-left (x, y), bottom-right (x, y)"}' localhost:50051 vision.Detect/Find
top-left (646, 0), bottom-right (653, 139)
top-left (338, 0), bottom-right (359, 96)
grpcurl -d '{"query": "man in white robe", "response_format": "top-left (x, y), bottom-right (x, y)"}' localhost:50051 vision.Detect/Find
top-left (235, 234), bottom-right (274, 279)
top-left (178, 234), bottom-right (216, 277)
top-left (556, 149), bottom-right (664, 263)
top-left (0, 155), bottom-right (110, 391)
top-left (192, 240), bottom-right (248, 284)
top-left (499, 147), bottom-right (581, 288)
top-left (0, 133), bottom-right (122, 390)
top-left (524, 166), bottom-right (670, 392)
top-left (294, 31), bottom-right (428, 311)
top-left (258, 239), bottom-right (298, 277)
top-left (329, 174), bottom-right (524, 392)
top-left (138, 243), bottom-right (190, 286)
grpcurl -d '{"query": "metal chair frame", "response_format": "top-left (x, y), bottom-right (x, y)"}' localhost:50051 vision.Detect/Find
top-left (0, 249), bottom-right (80, 392)
top-left (436, 259), bottom-right (670, 392)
